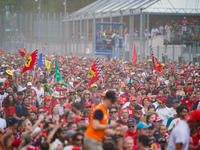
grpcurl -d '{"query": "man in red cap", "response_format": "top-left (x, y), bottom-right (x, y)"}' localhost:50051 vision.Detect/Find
top-left (167, 110), bottom-right (200, 150)
top-left (74, 117), bottom-right (85, 128)
top-left (176, 82), bottom-right (185, 97)
top-left (146, 80), bottom-right (157, 98)
top-left (81, 102), bottom-right (92, 124)
top-left (156, 97), bottom-right (172, 125)
top-left (181, 87), bottom-right (196, 109)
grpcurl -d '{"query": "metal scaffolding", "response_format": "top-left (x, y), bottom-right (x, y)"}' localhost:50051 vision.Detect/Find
top-left (62, 0), bottom-right (200, 61)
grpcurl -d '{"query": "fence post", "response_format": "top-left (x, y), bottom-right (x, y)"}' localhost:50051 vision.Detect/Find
top-left (172, 45), bottom-right (175, 61)
top-left (189, 46), bottom-right (191, 62)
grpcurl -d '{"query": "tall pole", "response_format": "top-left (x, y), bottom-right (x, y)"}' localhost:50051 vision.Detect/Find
top-left (39, 0), bottom-right (41, 20)
top-left (64, 0), bottom-right (67, 16)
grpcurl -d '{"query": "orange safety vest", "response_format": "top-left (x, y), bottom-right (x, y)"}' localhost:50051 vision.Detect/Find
top-left (85, 104), bottom-right (108, 141)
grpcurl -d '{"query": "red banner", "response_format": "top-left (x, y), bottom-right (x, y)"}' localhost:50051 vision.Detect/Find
top-left (17, 47), bottom-right (26, 58)
top-left (131, 43), bottom-right (137, 65)
top-left (22, 49), bottom-right (38, 73)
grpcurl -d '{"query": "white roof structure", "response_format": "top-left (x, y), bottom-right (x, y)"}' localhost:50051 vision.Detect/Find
top-left (68, 0), bottom-right (200, 20)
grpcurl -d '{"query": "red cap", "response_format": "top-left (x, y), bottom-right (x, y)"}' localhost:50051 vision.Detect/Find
top-left (74, 80), bottom-right (80, 83)
top-left (180, 76), bottom-right (185, 79)
top-left (184, 69), bottom-right (187, 72)
top-left (27, 105), bottom-right (38, 112)
top-left (187, 87), bottom-right (194, 91)
top-left (130, 96), bottom-right (136, 101)
top-left (150, 80), bottom-right (155, 84)
top-left (62, 87), bottom-right (68, 90)
top-left (111, 82), bottom-right (116, 84)
top-left (153, 116), bottom-right (162, 122)
top-left (74, 116), bottom-right (84, 122)
top-left (85, 102), bottom-right (92, 107)
top-left (58, 95), bottom-right (66, 99)
top-left (156, 95), bottom-right (162, 99)
top-left (161, 97), bottom-right (167, 104)
top-left (44, 97), bottom-right (51, 102)
top-left (172, 70), bottom-right (176, 73)
top-left (140, 86), bottom-right (146, 90)
top-left (185, 110), bottom-right (200, 121)
top-left (176, 82), bottom-right (182, 86)
top-left (56, 87), bottom-right (62, 91)
top-left (63, 103), bottom-right (72, 109)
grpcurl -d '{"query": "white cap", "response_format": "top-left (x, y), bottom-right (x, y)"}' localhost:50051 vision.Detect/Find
top-left (40, 73), bottom-right (44, 76)
top-left (27, 82), bottom-right (32, 86)
top-left (59, 68), bottom-right (63, 71)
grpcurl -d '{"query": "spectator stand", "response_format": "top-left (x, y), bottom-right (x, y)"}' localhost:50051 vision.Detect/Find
top-left (95, 23), bottom-right (124, 60)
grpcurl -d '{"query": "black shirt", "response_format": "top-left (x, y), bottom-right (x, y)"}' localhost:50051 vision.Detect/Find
top-left (132, 115), bottom-right (141, 124)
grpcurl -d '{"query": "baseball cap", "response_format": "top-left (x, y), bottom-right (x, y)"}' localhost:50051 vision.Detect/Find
top-left (74, 117), bottom-right (84, 122)
top-left (172, 99), bottom-right (179, 104)
top-left (44, 97), bottom-right (51, 102)
top-left (136, 122), bottom-right (149, 129)
top-left (27, 82), bottom-right (32, 86)
top-left (187, 87), bottom-right (194, 91)
top-left (130, 96), bottom-right (136, 101)
top-left (9, 117), bottom-right (19, 125)
top-left (85, 102), bottom-right (92, 107)
top-left (185, 110), bottom-right (200, 121)
top-left (150, 80), bottom-right (155, 84)
top-left (63, 103), bottom-right (72, 109)
top-left (176, 82), bottom-right (182, 86)
top-left (147, 123), bottom-right (155, 129)
top-left (66, 130), bottom-right (77, 139)
top-left (91, 84), bottom-right (97, 88)
top-left (153, 116), bottom-right (162, 122)
top-left (121, 84), bottom-right (126, 88)
top-left (161, 97), bottom-right (167, 104)
top-left (127, 118), bottom-right (136, 124)
top-left (135, 104), bottom-right (142, 110)
top-left (156, 95), bottom-right (162, 99)
top-left (27, 105), bottom-right (38, 112)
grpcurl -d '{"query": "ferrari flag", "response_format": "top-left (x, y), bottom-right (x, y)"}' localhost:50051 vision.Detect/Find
top-left (22, 49), bottom-right (38, 73)
top-left (87, 58), bottom-right (102, 88)
top-left (17, 47), bottom-right (26, 58)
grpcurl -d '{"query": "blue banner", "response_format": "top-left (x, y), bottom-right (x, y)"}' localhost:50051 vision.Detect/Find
top-left (38, 53), bottom-right (45, 67)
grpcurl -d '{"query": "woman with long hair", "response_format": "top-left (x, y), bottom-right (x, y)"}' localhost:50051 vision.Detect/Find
top-left (142, 97), bottom-right (151, 113)
top-left (129, 86), bottom-right (136, 97)
top-left (2, 94), bottom-right (19, 118)
top-left (81, 90), bottom-right (93, 112)
top-left (49, 106), bottom-right (60, 123)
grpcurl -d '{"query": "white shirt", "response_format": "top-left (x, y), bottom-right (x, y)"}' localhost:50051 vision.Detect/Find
top-left (168, 118), bottom-right (181, 131)
top-left (170, 107), bottom-right (177, 116)
top-left (166, 120), bottom-right (190, 150)
top-left (0, 118), bottom-right (6, 129)
top-left (56, 104), bottom-right (64, 116)
top-left (49, 139), bottom-right (63, 150)
top-left (32, 87), bottom-right (44, 105)
top-left (156, 107), bottom-right (172, 125)
top-left (17, 85), bottom-right (26, 92)
top-left (63, 145), bottom-right (73, 150)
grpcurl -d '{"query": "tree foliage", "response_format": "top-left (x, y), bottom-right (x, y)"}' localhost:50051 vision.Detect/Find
top-left (0, 0), bottom-right (97, 14)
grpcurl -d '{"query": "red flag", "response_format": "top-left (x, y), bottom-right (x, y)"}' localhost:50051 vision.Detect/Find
top-left (22, 49), bottom-right (38, 73)
top-left (0, 49), bottom-right (3, 54)
top-left (151, 51), bottom-right (157, 71)
top-left (155, 57), bottom-right (162, 72)
top-left (74, 56), bottom-right (77, 62)
top-left (131, 43), bottom-right (137, 65)
top-left (17, 47), bottom-right (26, 58)
top-left (53, 51), bottom-right (55, 55)
top-left (87, 58), bottom-right (101, 88)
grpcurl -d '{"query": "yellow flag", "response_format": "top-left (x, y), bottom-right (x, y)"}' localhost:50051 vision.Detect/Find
top-left (45, 59), bottom-right (51, 69)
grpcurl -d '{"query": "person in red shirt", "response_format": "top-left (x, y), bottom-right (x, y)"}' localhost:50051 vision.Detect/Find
top-left (42, 97), bottom-right (52, 116)
top-left (120, 87), bottom-right (130, 103)
top-left (125, 118), bottom-right (137, 146)
top-left (181, 17), bottom-right (188, 35)
top-left (191, 18), bottom-right (197, 34)
top-left (51, 91), bottom-right (59, 107)
top-left (118, 108), bottom-right (129, 127)
top-left (181, 87), bottom-right (196, 109)
top-left (128, 96), bottom-right (137, 118)
top-left (81, 102), bottom-right (92, 124)
top-left (190, 128), bottom-right (200, 150)
top-left (116, 97), bottom-right (124, 117)
top-left (133, 77), bottom-right (140, 90)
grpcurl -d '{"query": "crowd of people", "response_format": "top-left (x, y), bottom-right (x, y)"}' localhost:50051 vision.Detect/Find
top-left (0, 52), bottom-right (200, 150)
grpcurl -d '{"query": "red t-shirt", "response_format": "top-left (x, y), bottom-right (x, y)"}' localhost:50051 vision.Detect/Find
top-left (181, 19), bottom-right (188, 26)
top-left (51, 100), bottom-right (59, 106)
top-left (3, 105), bottom-right (16, 116)
top-left (125, 130), bottom-right (137, 145)
top-left (121, 93), bottom-right (130, 102)
top-left (181, 96), bottom-right (197, 109)
top-left (42, 105), bottom-right (52, 116)
top-left (128, 105), bottom-right (135, 118)
top-left (190, 131), bottom-right (200, 149)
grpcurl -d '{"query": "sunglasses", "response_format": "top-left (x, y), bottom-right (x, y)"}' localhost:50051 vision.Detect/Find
top-left (39, 111), bottom-right (45, 113)
top-left (76, 138), bottom-right (83, 142)
top-left (110, 111), bottom-right (117, 114)
top-left (8, 92), bottom-right (13, 94)
top-left (85, 93), bottom-right (90, 95)
top-left (86, 106), bottom-right (91, 108)
top-left (128, 126), bottom-right (135, 128)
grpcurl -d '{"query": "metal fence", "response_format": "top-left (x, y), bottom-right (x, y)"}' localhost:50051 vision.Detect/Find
top-left (0, 12), bottom-right (199, 63)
